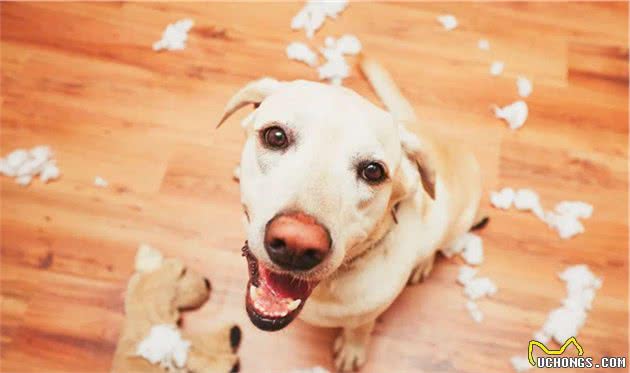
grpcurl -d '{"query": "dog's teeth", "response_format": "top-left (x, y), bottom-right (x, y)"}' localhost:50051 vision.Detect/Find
top-left (249, 285), bottom-right (258, 300)
top-left (287, 299), bottom-right (301, 311)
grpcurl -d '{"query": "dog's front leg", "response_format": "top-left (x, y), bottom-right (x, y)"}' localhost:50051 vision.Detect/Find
top-left (333, 320), bottom-right (374, 372)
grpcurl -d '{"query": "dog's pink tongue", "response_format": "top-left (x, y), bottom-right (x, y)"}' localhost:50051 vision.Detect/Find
top-left (260, 266), bottom-right (313, 300)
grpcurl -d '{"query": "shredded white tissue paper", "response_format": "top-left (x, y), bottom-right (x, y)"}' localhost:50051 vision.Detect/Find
top-left (455, 265), bottom-right (496, 322)
top-left (15, 175), bottom-right (33, 186)
top-left (153, 19), bottom-right (194, 51)
top-left (437, 15), bottom-right (458, 31)
top-left (464, 277), bottom-right (498, 300)
top-left (510, 356), bottom-right (532, 372)
top-left (559, 265), bottom-right (602, 311)
top-left (136, 324), bottom-right (190, 370)
top-left (4, 149), bottom-right (29, 173)
top-left (516, 76), bottom-right (532, 98)
top-left (533, 329), bottom-right (551, 344)
top-left (94, 176), bottom-right (108, 188)
top-left (535, 265), bottom-right (601, 345)
top-left (40, 163), bottom-right (60, 183)
top-left (291, 0), bottom-right (348, 38)
top-left (544, 211), bottom-right (584, 239)
top-left (490, 187), bottom-right (515, 210)
top-left (514, 189), bottom-right (543, 216)
top-left (333, 34), bottom-right (362, 55)
top-left (286, 42), bottom-right (319, 67)
top-left (491, 187), bottom-right (593, 239)
top-left (478, 39), bottom-right (490, 50)
top-left (135, 243), bottom-right (164, 272)
top-left (465, 300), bottom-right (484, 323)
top-left (493, 100), bottom-right (529, 130)
top-left (544, 201), bottom-right (594, 239)
top-left (460, 234), bottom-right (484, 265)
top-left (555, 201), bottom-right (593, 220)
top-left (457, 265), bottom-right (478, 286)
top-left (0, 146), bottom-right (60, 185)
top-left (490, 61), bottom-right (504, 76)
top-left (442, 232), bottom-right (483, 265)
top-left (316, 34), bottom-right (361, 85)
top-left (318, 56), bottom-right (349, 85)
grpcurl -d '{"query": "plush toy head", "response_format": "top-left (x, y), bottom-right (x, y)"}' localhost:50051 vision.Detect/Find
top-left (112, 245), bottom-right (241, 373)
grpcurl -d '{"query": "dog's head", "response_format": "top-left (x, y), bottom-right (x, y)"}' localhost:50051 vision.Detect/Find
top-left (219, 79), bottom-right (435, 331)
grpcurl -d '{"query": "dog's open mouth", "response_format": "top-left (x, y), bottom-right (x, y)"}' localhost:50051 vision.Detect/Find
top-left (241, 243), bottom-right (318, 331)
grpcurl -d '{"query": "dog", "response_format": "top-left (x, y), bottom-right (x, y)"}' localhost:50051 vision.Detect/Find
top-left (217, 58), bottom-right (484, 371)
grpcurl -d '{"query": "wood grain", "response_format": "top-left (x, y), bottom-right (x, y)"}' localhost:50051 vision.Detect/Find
top-left (1, 2), bottom-right (627, 372)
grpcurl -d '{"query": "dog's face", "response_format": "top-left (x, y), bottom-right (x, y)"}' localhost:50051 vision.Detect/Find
top-left (219, 79), bottom-right (432, 331)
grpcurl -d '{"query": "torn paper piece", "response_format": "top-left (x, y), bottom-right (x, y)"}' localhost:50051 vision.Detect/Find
top-left (537, 265), bottom-right (601, 345)
top-left (457, 265), bottom-right (478, 286)
top-left (441, 233), bottom-right (468, 258)
top-left (559, 265), bottom-right (602, 310)
top-left (40, 162), bottom-right (60, 183)
top-left (516, 76), bottom-right (532, 97)
top-left (16, 156), bottom-right (49, 177)
top-left (153, 19), bottom-right (194, 51)
top-left (465, 300), bottom-right (484, 323)
top-left (94, 176), bottom-right (108, 188)
top-left (318, 53), bottom-right (349, 85)
top-left (286, 42), bottom-right (318, 67)
top-left (233, 166), bottom-right (241, 181)
top-left (437, 15), bottom-right (457, 31)
top-left (335, 34), bottom-right (362, 55)
top-left (554, 201), bottom-right (593, 220)
top-left (533, 330), bottom-right (551, 344)
top-left (478, 39), bottom-right (490, 50)
top-left (30, 145), bottom-right (52, 163)
top-left (541, 306), bottom-right (587, 345)
top-left (490, 187), bottom-right (515, 210)
top-left (15, 175), bottom-right (33, 186)
top-left (544, 211), bottom-right (584, 239)
top-left (0, 159), bottom-right (14, 177)
top-left (135, 243), bottom-right (165, 273)
top-left (291, 0), bottom-right (348, 38)
top-left (493, 100), bottom-right (528, 130)
top-left (464, 277), bottom-right (497, 300)
top-left (442, 233), bottom-right (483, 265)
top-left (136, 324), bottom-right (190, 370)
top-left (514, 188), bottom-right (542, 212)
top-left (460, 233), bottom-right (483, 265)
top-left (316, 34), bottom-right (362, 85)
top-left (510, 356), bottom-right (532, 372)
top-left (490, 61), bottom-right (504, 76)
top-left (1, 146), bottom-right (59, 186)
top-left (5, 149), bottom-right (29, 171)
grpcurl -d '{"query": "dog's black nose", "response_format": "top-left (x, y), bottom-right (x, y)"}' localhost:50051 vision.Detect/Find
top-left (264, 212), bottom-right (331, 271)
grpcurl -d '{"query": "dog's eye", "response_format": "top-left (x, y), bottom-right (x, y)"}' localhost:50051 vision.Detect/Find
top-left (262, 126), bottom-right (288, 150)
top-left (360, 162), bottom-right (386, 184)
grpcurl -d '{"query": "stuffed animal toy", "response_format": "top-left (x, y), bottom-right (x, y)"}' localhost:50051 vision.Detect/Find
top-left (111, 245), bottom-right (241, 373)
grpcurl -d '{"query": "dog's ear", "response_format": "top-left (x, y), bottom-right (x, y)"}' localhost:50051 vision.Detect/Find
top-left (216, 78), bottom-right (282, 128)
top-left (398, 124), bottom-right (437, 200)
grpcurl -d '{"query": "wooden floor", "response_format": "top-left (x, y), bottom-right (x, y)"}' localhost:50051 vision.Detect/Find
top-left (1, 2), bottom-right (628, 372)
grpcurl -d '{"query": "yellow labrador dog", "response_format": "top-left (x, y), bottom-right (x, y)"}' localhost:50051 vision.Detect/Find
top-left (217, 58), bottom-right (484, 371)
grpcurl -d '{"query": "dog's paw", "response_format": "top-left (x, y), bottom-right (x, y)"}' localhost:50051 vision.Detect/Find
top-left (333, 333), bottom-right (367, 372)
top-left (407, 254), bottom-right (435, 286)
